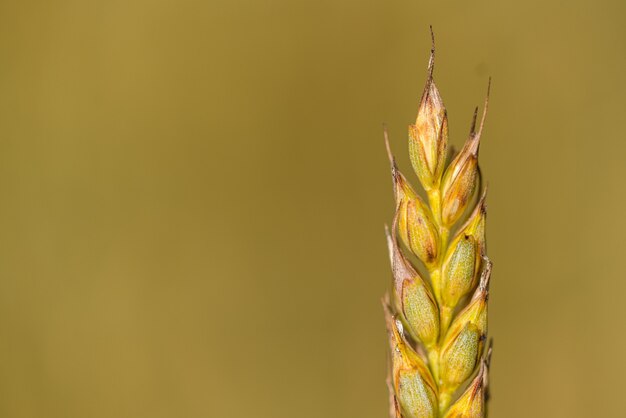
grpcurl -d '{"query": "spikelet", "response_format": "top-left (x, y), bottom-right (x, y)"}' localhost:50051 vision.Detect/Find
top-left (385, 217), bottom-right (439, 348)
top-left (440, 264), bottom-right (491, 397)
top-left (386, 137), bottom-right (440, 268)
top-left (443, 360), bottom-right (488, 418)
top-left (384, 300), bottom-right (439, 418)
top-left (383, 29), bottom-right (494, 418)
top-left (408, 31), bottom-right (448, 192)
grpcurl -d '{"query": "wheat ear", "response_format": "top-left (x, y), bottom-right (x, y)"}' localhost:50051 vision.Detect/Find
top-left (383, 30), bottom-right (493, 418)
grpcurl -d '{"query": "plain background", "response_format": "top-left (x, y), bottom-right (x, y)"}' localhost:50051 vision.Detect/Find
top-left (1, 0), bottom-right (625, 417)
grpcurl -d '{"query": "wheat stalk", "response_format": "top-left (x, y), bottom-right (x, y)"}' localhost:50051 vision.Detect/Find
top-left (383, 30), bottom-right (493, 418)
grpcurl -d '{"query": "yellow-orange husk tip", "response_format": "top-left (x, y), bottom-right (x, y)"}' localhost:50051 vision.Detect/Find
top-left (441, 84), bottom-right (490, 228)
top-left (454, 188), bottom-right (487, 257)
top-left (440, 149), bottom-right (478, 227)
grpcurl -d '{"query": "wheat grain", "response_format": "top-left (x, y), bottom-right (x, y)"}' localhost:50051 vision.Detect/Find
top-left (383, 30), bottom-right (493, 418)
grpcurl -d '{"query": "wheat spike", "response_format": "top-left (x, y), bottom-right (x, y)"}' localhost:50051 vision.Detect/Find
top-left (384, 30), bottom-right (493, 418)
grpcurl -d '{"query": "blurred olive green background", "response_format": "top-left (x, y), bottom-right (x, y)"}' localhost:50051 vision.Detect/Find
top-left (0, 0), bottom-right (624, 417)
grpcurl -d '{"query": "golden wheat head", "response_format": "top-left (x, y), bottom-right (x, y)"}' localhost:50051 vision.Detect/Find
top-left (383, 30), bottom-right (493, 418)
